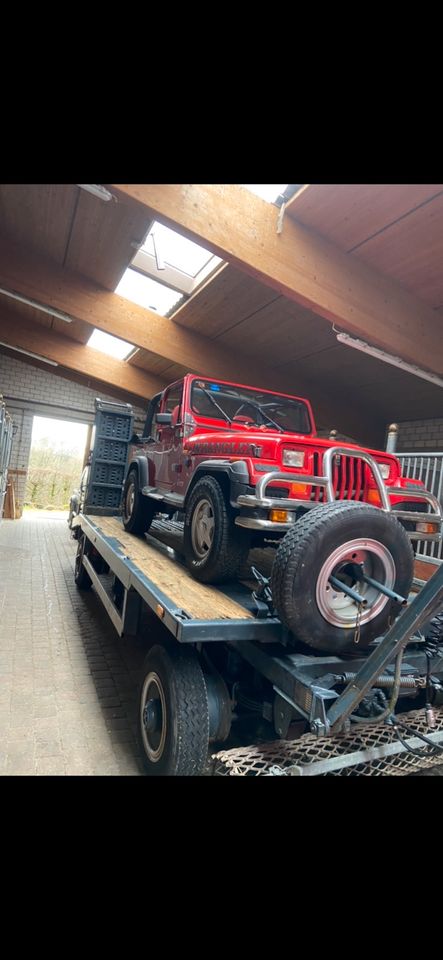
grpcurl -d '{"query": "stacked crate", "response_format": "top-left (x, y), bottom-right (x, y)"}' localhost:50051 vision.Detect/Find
top-left (84, 399), bottom-right (134, 516)
top-left (0, 395), bottom-right (14, 519)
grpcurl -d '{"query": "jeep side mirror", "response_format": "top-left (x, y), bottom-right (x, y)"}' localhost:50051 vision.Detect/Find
top-left (156, 412), bottom-right (173, 425)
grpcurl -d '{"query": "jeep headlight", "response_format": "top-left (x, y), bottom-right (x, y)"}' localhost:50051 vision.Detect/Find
top-left (282, 450), bottom-right (305, 467)
top-left (378, 463), bottom-right (390, 480)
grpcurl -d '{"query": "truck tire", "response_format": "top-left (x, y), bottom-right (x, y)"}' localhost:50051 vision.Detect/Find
top-left (271, 501), bottom-right (414, 654)
top-left (184, 476), bottom-right (249, 583)
top-left (122, 468), bottom-right (155, 535)
top-left (74, 534), bottom-right (92, 590)
top-left (137, 643), bottom-right (209, 776)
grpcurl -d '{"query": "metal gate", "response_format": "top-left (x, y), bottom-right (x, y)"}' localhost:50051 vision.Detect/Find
top-left (0, 396), bottom-right (14, 519)
top-left (398, 452), bottom-right (443, 562)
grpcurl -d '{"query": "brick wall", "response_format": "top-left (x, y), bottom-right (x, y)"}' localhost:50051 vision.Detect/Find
top-left (394, 418), bottom-right (443, 452)
top-left (0, 353), bottom-right (146, 515)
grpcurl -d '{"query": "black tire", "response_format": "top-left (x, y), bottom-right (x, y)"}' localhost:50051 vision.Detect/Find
top-left (271, 501), bottom-right (414, 654)
top-left (184, 476), bottom-right (250, 583)
top-left (137, 643), bottom-right (209, 776)
top-left (74, 534), bottom-right (92, 590)
top-left (122, 468), bottom-right (155, 535)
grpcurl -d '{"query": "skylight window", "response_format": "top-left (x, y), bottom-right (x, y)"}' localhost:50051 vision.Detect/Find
top-left (142, 222), bottom-right (215, 278)
top-left (87, 329), bottom-right (135, 361)
top-left (116, 269), bottom-right (184, 315)
top-left (243, 184), bottom-right (288, 203)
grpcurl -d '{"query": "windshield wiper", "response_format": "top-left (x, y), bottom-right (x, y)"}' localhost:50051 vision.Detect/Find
top-left (201, 387), bottom-right (233, 425)
top-left (237, 396), bottom-right (284, 432)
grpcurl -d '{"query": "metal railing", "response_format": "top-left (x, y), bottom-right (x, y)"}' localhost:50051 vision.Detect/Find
top-left (0, 395), bottom-right (14, 519)
top-left (398, 451), bottom-right (443, 562)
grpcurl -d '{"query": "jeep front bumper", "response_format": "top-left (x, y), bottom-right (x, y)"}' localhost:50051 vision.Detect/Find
top-left (234, 447), bottom-right (442, 540)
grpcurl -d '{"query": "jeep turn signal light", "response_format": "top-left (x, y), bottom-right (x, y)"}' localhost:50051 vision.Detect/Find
top-left (367, 490), bottom-right (382, 506)
top-left (269, 509), bottom-right (288, 522)
top-left (417, 521), bottom-right (439, 534)
top-left (291, 483), bottom-right (308, 496)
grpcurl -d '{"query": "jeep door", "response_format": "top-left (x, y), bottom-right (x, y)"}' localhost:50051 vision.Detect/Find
top-left (150, 380), bottom-right (184, 491)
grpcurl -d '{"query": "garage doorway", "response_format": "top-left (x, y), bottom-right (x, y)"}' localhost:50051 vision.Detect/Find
top-left (25, 416), bottom-right (89, 515)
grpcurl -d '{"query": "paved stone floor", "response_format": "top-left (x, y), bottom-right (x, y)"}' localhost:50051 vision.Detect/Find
top-left (0, 513), bottom-right (145, 775)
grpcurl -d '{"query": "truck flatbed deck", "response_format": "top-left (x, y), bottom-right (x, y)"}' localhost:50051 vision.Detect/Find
top-left (76, 514), bottom-right (282, 644)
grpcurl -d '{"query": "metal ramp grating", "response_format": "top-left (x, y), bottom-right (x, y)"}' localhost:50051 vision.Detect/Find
top-left (212, 708), bottom-right (443, 776)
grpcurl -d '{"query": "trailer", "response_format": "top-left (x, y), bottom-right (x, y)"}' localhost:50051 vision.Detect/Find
top-left (69, 511), bottom-right (443, 776)
top-left (69, 399), bottom-right (443, 776)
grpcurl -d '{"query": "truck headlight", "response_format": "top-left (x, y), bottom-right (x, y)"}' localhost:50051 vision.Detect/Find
top-left (378, 464), bottom-right (390, 480)
top-left (282, 450), bottom-right (305, 467)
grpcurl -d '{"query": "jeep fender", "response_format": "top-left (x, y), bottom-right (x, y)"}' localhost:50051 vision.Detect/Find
top-left (126, 455), bottom-right (150, 489)
top-left (185, 459), bottom-right (250, 508)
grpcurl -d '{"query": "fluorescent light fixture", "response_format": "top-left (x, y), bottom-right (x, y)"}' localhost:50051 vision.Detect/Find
top-left (0, 286), bottom-right (73, 323)
top-left (76, 184), bottom-right (114, 202)
top-left (0, 340), bottom-right (58, 366)
top-left (336, 332), bottom-right (443, 389)
top-left (87, 328), bottom-right (135, 361)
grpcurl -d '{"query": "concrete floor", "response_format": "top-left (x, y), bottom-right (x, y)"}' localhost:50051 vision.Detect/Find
top-left (0, 513), bottom-right (145, 775)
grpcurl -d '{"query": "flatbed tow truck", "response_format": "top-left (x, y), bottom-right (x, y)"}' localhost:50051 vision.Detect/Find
top-left (70, 399), bottom-right (443, 776)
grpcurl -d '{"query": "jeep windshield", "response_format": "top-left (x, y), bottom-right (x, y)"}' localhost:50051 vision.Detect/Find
top-left (190, 380), bottom-right (312, 433)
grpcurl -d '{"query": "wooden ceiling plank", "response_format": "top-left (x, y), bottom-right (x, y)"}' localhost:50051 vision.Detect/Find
top-left (351, 193), bottom-right (443, 307)
top-left (65, 190), bottom-right (153, 290)
top-left (109, 184), bottom-right (443, 379)
top-left (285, 184), bottom-right (443, 251)
top-left (0, 184), bottom-right (79, 264)
top-left (0, 306), bottom-right (165, 401)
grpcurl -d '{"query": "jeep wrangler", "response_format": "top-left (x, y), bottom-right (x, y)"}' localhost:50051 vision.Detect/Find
top-left (122, 374), bottom-right (442, 652)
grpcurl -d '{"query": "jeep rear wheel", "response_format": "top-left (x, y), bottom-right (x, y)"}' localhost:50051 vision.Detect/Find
top-left (271, 501), bottom-right (414, 653)
top-left (122, 468), bottom-right (155, 535)
top-left (184, 476), bottom-right (250, 583)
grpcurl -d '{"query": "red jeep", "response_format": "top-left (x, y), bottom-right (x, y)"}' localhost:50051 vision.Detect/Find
top-left (123, 374), bottom-right (442, 651)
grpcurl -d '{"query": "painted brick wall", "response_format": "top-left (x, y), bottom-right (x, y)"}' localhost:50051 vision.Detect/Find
top-left (0, 353), bottom-right (147, 514)
top-left (395, 418), bottom-right (443, 452)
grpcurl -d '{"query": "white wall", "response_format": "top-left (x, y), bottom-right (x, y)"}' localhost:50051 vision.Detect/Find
top-left (0, 353), bottom-right (147, 514)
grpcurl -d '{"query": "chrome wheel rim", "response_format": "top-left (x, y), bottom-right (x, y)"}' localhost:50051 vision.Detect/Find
top-left (316, 538), bottom-right (396, 628)
top-left (140, 672), bottom-right (167, 762)
top-left (125, 481), bottom-right (135, 519)
top-left (191, 498), bottom-right (215, 559)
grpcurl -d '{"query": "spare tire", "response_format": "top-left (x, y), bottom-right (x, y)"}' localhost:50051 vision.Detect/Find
top-left (271, 501), bottom-right (414, 654)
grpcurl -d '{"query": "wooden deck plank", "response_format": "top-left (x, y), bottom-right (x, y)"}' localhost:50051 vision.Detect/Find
top-left (97, 516), bottom-right (253, 621)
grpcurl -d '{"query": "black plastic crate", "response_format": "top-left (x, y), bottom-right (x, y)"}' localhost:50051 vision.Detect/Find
top-left (94, 438), bottom-right (128, 462)
top-left (96, 412), bottom-right (132, 441)
top-left (87, 485), bottom-right (122, 510)
top-left (84, 399), bottom-right (134, 515)
top-left (93, 462), bottom-right (126, 485)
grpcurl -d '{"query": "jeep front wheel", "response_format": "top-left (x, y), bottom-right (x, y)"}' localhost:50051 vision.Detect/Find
top-left (184, 476), bottom-right (249, 583)
top-left (271, 500), bottom-right (414, 653)
top-left (122, 468), bottom-right (155, 535)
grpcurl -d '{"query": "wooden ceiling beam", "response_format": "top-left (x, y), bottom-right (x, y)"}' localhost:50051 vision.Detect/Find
top-left (0, 307), bottom-right (165, 402)
top-left (0, 238), bottom-right (373, 434)
top-left (109, 184), bottom-right (443, 377)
